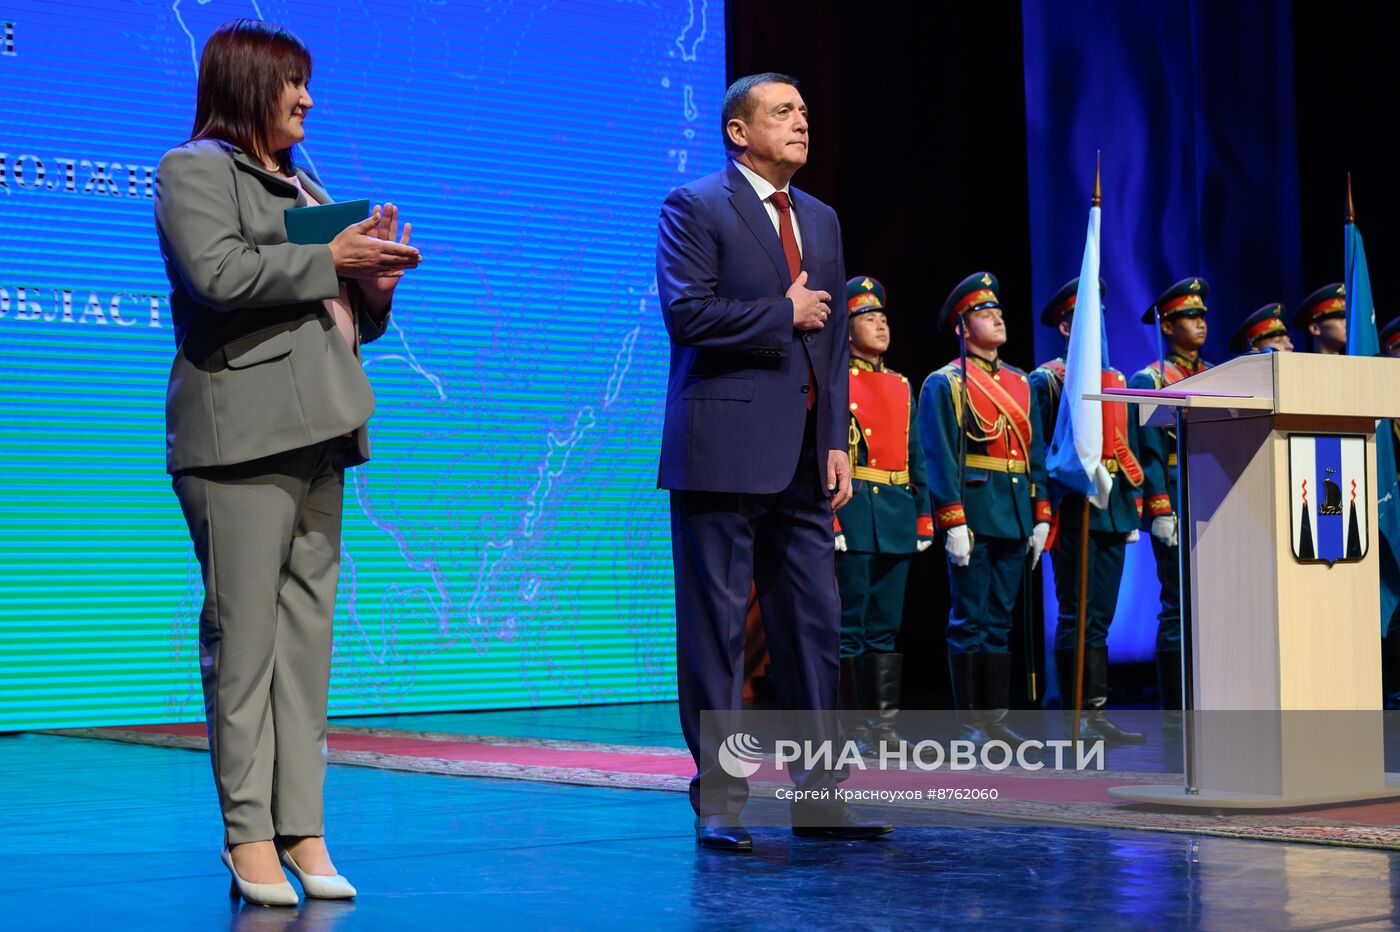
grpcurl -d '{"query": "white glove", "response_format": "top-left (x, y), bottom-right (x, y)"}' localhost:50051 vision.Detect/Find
top-left (834, 534), bottom-right (847, 552)
top-left (1126, 528), bottom-right (1140, 544)
top-left (916, 540), bottom-right (933, 552)
top-left (1090, 463), bottom-right (1114, 510)
top-left (1150, 515), bottom-right (1178, 548)
top-left (945, 526), bottom-right (972, 566)
top-left (1028, 521), bottom-right (1050, 568)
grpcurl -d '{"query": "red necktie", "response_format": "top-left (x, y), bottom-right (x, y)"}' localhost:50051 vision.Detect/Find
top-left (770, 190), bottom-right (815, 410)
top-left (769, 190), bottom-right (802, 281)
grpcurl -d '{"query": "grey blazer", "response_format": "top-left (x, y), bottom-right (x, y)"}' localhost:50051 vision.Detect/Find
top-left (154, 139), bottom-right (390, 473)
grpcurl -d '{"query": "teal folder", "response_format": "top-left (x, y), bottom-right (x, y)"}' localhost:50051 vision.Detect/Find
top-left (284, 198), bottom-right (371, 245)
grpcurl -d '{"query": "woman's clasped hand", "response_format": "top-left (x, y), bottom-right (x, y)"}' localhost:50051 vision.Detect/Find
top-left (329, 202), bottom-right (420, 280)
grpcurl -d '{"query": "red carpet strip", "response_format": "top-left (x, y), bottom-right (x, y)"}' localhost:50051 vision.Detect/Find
top-left (44, 723), bottom-right (1400, 850)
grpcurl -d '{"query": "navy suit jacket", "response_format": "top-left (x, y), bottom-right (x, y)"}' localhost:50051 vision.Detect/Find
top-left (656, 161), bottom-right (848, 494)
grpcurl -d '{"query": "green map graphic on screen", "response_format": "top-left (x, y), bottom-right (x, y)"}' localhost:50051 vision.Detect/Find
top-left (0, 0), bottom-right (724, 729)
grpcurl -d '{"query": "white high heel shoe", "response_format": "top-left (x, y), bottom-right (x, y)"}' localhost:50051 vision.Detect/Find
top-left (222, 848), bottom-right (299, 907)
top-left (281, 849), bottom-right (357, 899)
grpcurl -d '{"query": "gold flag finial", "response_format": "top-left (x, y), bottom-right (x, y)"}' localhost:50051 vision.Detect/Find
top-left (1346, 173), bottom-right (1355, 225)
top-left (1092, 150), bottom-right (1102, 208)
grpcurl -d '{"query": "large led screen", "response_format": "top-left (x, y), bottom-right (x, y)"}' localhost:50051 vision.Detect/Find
top-left (0, 0), bottom-right (724, 728)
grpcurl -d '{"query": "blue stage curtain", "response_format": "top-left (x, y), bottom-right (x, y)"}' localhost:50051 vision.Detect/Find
top-left (1021, 0), bottom-right (1303, 665)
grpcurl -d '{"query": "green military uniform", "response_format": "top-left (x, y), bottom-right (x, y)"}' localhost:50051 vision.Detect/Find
top-left (834, 276), bottom-right (935, 748)
top-left (918, 272), bottom-right (1051, 741)
top-left (1229, 302), bottom-right (1291, 356)
top-left (1128, 277), bottom-right (1211, 709)
top-left (1030, 278), bottom-right (1147, 742)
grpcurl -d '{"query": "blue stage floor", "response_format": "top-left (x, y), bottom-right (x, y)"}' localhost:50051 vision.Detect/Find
top-left (4, 704), bottom-right (1400, 929)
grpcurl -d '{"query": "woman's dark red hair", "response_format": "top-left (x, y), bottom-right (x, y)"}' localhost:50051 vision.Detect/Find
top-left (190, 19), bottom-right (311, 173)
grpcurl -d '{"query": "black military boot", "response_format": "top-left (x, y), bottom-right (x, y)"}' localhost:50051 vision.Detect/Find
top-left (863, 652), bottom-right (904, 754)
top-left (1054, 648), bottom-right (1105, 742)
top-left (1084, 647), bottom-right (1145, 744)
top-left (947, 652), bottom-right (987, 745)
top-left (978, 652), bottom-right (1030, 745)
top-left (839, 656), bottom-right (873, 756)
top-left (1156, 649), bottom-right (1183, 711)
top-left (1382, 620), bottom-right (1400, 709)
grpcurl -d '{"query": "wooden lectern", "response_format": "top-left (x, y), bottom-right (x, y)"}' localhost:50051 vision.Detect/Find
top-left (1094, 352), bottom-right (1400, 808)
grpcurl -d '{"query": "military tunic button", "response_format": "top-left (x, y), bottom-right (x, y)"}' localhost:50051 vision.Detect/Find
top-left (851, 368), bottom-right (859, 376)
top-left (864, 428), bottom-right (873, 436)
top-left (872, 486), bottom-right (880, 494)
top-left (1012, 477), bottom-right (1020, 484)
top-left (870, 458), bottom-right (878, 465)
top-left (801, 385), bottom-right (811, 393)
top-left (850, 403), bottom-right (858, 411)
top-left (994, 374), bottom-right (1001, 381)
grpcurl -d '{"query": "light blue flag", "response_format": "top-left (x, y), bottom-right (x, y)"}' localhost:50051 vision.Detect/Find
top-left (1345, 220), bottom-right (1400, 634)
top-left (1046, 203), bottom-right (1111, 503)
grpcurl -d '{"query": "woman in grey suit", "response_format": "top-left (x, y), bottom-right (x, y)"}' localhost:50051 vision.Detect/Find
top-left (154, 19), bottom-right (419, 906)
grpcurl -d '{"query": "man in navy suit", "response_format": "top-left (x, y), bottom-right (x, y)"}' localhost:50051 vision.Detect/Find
top-left (657, 73), bottom-right (892, 851)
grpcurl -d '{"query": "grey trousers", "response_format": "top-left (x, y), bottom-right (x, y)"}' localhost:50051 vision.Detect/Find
top-left (173, 440), bottom-right (345, 844)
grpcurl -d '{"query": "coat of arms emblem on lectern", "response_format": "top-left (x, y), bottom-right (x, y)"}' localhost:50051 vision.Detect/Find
top-left (1288, 434), bottom-right (1369, 565)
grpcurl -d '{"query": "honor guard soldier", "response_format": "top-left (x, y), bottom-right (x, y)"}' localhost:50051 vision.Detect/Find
top-left (833, 276), bottom-right (935, 752)
top-left (1378, 315), bottom-right (1400, 488)
top-left (1030, 278), bottom-right (1145, 744)
top-left (918, 272), bottom-right (1050, 744)
top-left (1293, 283), bottom-right (1347, 354)
top-left (1128, 277), bottom-right (1211, 709)
top-left (1230, 302), bottom-right (1293, 355)
top-left (1380, 317), bottom-right (1400, 358)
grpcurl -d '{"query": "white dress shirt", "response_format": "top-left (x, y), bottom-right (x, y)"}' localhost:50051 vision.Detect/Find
top-left (732, 160), bottom-right (803, 256)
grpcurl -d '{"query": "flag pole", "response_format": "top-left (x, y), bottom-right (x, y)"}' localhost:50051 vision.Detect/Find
top-left (1024, 551), bottom-right (1039, 702)
top-left (1153, 170), bottom-right (1168, 382)
top-left (1154, 309), bottom-right (1166, 385)
top-left (1346, 172), bottom-right (1355, 226)
top-left (957, 311), bottom-right (970, 541)
top-left (1071, 153), bottom-right (1101, 744)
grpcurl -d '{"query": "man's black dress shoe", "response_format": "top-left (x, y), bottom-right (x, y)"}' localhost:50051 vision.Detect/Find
top-left (695, 815), bottom-right (753, 852)
top-left (790, 800), bottom-right (894, 839)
